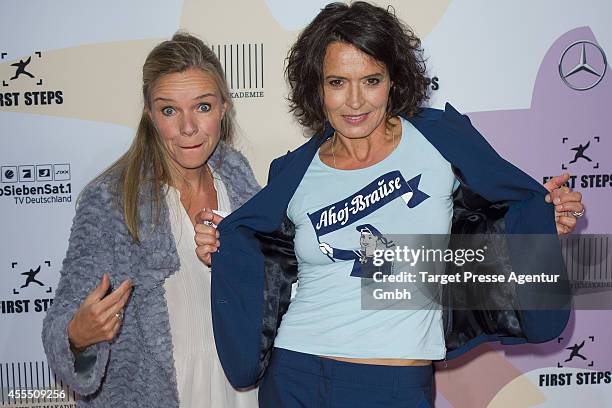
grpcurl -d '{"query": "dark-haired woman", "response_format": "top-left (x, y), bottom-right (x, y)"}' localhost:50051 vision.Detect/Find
top-left (209, 2), bottom-right (583, 407)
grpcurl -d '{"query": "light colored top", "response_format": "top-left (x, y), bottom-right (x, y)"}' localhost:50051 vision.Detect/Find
top-left (164, 169), bottom-right (257, 408)
top-left (275, 118), bottom-right (458, 359)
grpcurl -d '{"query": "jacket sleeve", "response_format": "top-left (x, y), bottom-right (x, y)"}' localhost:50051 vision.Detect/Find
top-left (440, 104), bottom-right (569, 342)
top-left (41, 180), bottom-right (116, 395)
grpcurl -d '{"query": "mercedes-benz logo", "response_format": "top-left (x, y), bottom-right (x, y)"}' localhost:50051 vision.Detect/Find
top-left (559, 40), bottom-right (607, 91)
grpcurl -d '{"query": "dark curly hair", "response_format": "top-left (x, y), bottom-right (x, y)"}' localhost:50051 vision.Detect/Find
top-left (285, 1), bottom-right (430, 134)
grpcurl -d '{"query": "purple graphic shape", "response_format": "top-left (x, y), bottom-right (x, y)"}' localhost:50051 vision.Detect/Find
top-left (490, 310), bottom-right (612, 374)
top-left (468, 27), bottom-right (611, 234)
top-left (437, 28), bottom-right (612, 403)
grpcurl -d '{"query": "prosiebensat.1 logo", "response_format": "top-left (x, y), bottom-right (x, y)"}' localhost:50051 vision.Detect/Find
top-left (0, 163), bottom-right (72, 205)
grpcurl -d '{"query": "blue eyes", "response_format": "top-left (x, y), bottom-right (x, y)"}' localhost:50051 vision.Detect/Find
top-left (197, 103), bottom-right (212, 112)
top-left (162, 107), bottom-right (176, 116)
top-left (161, 103), bottom-right (212, 116)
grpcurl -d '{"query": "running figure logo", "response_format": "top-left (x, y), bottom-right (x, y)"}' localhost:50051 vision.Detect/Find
top-left (568, 141), bottom-right (592, 163)
top-left (561, 137), bottom-right (600, 170)
top-left (564, 341), bottom-right (587, 362)
top-left (10, 56), bottom-right (35, 80)
top-left (556, 335), bottom-right (595, 368)
top-left (10, 261), bottom-right (53, 295)
top-left (21, 265), bottom-right (45, 288)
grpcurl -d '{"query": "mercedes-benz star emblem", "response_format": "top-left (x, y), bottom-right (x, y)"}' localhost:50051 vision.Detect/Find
top-left (559, 40), bottom-right (607, 91)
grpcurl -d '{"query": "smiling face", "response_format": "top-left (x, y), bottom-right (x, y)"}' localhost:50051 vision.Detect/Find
top-left (147, 68), bottom-right (226, 177)
top-left (322, 41), bottom-right (392, 140)
top-left (360, 232), bottom-right (376, 248)
top-left (360, 231), bottom-right (381, 256)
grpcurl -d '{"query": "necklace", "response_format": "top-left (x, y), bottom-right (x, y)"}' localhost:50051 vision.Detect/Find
top-left (331, 123), bottom-right (396, 168)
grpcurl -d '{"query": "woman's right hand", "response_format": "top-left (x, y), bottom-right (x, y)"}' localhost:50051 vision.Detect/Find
top-left (194, 209), bottom-right (224, 266)
top-left (67, 273), bottom-right (132, 351)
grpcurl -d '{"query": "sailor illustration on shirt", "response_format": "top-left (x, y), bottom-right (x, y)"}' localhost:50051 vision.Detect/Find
top-left (319, 224), bottom-right (394, 278)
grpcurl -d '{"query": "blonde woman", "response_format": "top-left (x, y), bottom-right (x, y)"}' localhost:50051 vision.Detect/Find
top-left (42, 33), bottom-right (259, 407)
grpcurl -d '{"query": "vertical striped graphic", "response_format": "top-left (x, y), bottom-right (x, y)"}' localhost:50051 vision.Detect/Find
top-left (0, 361), bottom-right (76, 406)
top-left (561, 234), bottom-right (612, 287)
top-left (211, 43), bottom-right (264, 90)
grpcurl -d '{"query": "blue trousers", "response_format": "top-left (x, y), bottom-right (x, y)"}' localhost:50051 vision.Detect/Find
top-left (259, 348), bottom-right (434, 408)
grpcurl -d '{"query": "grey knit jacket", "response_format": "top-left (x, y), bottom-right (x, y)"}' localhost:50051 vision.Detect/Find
top-left (42, 144), bottom-right (260, 407)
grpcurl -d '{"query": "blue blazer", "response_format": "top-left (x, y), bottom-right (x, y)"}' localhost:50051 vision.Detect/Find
top-left (211, 103), bottom-right (570, 388)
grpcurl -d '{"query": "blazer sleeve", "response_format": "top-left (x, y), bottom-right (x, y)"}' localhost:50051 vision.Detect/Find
top-left (441, 104), bottom-right (569, 342)
top-left (41, 180), bottom-right (116, 395)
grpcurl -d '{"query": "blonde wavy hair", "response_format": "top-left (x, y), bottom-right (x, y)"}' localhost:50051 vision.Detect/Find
top-left (101, 32), bottom-right (234, 243)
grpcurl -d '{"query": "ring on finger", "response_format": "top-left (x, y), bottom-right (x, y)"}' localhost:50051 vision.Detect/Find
top-left (571, 209), bottom-right (585, 218)
top-left (115, 311), bottom-right (124, 320)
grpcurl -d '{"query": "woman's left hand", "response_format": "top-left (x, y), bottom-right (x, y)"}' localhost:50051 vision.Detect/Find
top-left (543, 173), bottom-right (584, 235)
top-left (194, 209), bottom-right (224, 266)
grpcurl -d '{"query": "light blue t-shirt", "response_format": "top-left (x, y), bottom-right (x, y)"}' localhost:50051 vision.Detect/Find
top-left (274, 118), bottom-right (458, 359)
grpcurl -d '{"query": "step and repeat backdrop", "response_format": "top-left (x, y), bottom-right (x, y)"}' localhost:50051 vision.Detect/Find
top-left (1, 1), bottom-right (610, 407)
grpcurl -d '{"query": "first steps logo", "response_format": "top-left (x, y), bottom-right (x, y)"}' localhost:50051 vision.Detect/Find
top-left (538, 336), bottom-right (611, 388)
top-left (0, 50), bottom-right (64, 107)
top-left (542, 136), bottom-right (611, 190)
top-left (0, 260), bottom-right (54, 316)
top-left (0, 163), bottom-right (72, 205)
